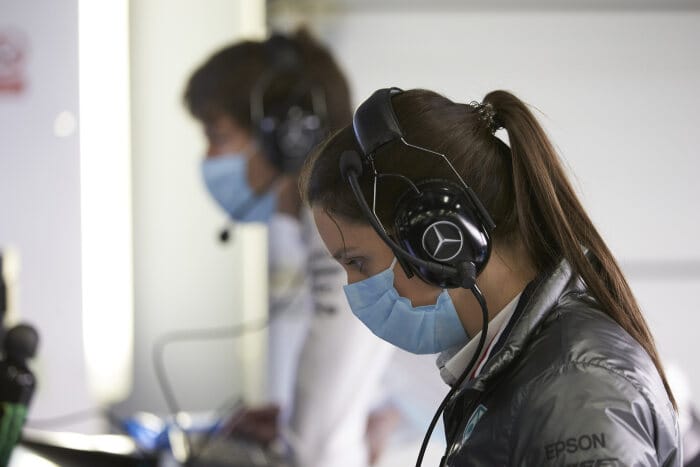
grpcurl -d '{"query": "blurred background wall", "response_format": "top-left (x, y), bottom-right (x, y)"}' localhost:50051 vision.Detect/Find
top-left (0, 0), bottom-right (269, 431)
top-left (0, 0), bottom-right (698, 439)
top-left (121, 0), bottom-right (268, 419)
top-left (0, 0), bottom-right (96, 431)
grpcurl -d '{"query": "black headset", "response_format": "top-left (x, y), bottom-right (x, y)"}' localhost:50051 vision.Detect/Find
top-left (250, 34), bottom-right (328, 174)
top-left (339, 87), bottom-right (496, 289)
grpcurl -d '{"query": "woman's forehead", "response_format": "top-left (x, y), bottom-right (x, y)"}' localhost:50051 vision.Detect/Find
top-left (312, 207), bottom-right (378, 255)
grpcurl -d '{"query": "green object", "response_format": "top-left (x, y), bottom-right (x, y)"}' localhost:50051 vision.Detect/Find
top-left (0, 402), bottom-right (27, 466)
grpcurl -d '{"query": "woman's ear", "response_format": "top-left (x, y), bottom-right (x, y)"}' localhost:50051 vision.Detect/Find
top-left (246, 145), bottom-right (281, 194)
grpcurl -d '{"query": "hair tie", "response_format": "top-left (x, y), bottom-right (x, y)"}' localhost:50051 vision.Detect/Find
top-left (469, 101), bottom-right (502, 134)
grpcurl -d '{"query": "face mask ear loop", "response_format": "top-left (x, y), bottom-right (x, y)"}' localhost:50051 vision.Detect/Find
top-left (389, 257), bottom-right (398, 270)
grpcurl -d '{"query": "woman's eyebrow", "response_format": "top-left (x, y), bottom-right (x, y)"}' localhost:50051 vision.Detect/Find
top-left (333, 246), bottom-right (360, 260)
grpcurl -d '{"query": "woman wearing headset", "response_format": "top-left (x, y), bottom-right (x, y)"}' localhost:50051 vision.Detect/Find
top-left (300, 87), bottom-right (680, 465)
top-left (184, 32), bottom-right (398, 466)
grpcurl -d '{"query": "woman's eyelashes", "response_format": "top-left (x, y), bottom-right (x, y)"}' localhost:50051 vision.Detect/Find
top-left (344, 257), bottom-right (366, 273)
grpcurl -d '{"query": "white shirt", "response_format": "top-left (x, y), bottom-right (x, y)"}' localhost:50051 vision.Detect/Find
top-left (437, 293), bottom-right (522, 386)
top-left (266, 213), bottom-right (314, 412)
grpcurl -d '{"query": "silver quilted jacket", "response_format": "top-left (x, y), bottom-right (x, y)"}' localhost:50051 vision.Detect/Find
top-left (441, 258), bottom-right (681, 466)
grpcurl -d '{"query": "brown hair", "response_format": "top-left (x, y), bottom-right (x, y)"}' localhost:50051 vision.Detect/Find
top-left (300, 88), bottom-right (675, 407)
top-left (183, 28), bottom-right (351, 133)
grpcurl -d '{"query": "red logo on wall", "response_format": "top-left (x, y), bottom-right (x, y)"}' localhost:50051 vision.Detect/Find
top-left (0, 28), bottom-right (29, 94)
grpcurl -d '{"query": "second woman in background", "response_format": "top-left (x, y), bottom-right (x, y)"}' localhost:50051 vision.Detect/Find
top-left (184, 30), bottom-right (445, 467)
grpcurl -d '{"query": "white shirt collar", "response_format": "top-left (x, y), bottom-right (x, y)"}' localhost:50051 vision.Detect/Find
top-left (437, 292), bottom-right (522, 386)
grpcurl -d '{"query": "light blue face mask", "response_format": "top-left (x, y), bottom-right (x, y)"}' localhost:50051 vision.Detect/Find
top-left (343, 258), bottom-right (468, 354)
top-left (201, 154), bottom-right (277, 223)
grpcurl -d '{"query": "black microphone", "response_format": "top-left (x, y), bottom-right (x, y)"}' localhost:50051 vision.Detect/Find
top-left (218, 221), bottom-right (234, 244)
top-left (0, 323), bottom-right (39, 464)
top-left (216, 197), bottom-right (260, 244)
top-left (339, 150), bottom-right (364, 180)
top-left (217, 198), bottom-right (259, 244)
top-left (216, 176), bottom-right (283, 244)
top-left (339, 151), bottom-right (475, 288)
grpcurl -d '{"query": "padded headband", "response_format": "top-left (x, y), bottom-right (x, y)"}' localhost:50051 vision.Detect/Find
top-left (352, 87), bottom-right (404, 156)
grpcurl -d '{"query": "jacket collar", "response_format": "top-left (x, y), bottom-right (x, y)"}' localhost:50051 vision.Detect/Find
top-left (467, 256), bottom-right (584, 392)
top-left (438, 292), bottom-right (521, 386)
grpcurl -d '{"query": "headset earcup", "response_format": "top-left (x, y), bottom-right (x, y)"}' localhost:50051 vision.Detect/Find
top-left (256, 110), bottom-right (324, 173)
top-left (393, 180), bottom-right (491, 288)
top-left (275, 107), bottom-right (324, 172)
top-left (250, 35), bottom-right (328, 174)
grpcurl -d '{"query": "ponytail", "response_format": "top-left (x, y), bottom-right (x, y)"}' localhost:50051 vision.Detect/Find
top-left (483, 90), bottom-right (676, 408)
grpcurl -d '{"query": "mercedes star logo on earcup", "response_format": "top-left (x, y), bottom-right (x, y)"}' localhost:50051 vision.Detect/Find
top-left (421, 221), bottom-right (464, 262)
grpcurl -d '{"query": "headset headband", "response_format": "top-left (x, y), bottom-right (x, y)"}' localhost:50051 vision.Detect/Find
top-left (351, 87), bottom-right (496, 232)
top-left (250, 35), bottom-right (304, 125)
top-left (352, 87), bottom-right (404, 156)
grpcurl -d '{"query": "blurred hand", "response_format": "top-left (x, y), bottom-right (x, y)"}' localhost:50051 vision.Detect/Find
top-left (366, 405), bottom-right (402, 465)
top-left (227, 403), bottom-right (280, 445)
